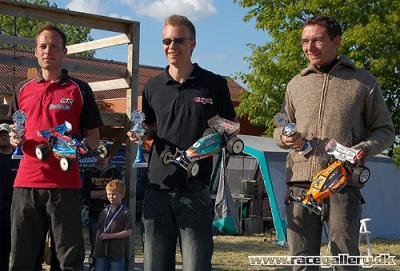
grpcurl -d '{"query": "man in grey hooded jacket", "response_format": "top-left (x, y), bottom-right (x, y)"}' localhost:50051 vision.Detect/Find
top-left (273, 15), bottom-right (394, 271)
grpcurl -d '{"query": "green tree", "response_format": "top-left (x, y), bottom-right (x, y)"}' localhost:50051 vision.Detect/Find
top-left (394, 146), bottom-right (400, 166)
top-left (0, 0), bottom-right (93, 57)
top-left (234, 0), bottom-right (400, 154)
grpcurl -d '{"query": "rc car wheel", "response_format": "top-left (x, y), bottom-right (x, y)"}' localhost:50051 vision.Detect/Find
top-left (97, 143), bottom-right (108, 158)
top-left (160, 149), bottom-right (173, 165)
top-left (60, 157), bottom-right (71, 171)
top-left (188, 162), bottom-right (200, 177)
top-left (227, 137), bottom-right (244, 155)
top-left (353, 166), bottom-right (370, 184)
top-left (35, 144), bottom-right (49, 160)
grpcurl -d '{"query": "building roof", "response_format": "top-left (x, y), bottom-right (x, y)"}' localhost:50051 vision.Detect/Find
top-left (0, 48), bottom-right (243, 101)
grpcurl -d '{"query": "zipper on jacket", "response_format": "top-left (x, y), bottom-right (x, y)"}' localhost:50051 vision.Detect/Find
top-left (310, 73), bottom-right (330, 178)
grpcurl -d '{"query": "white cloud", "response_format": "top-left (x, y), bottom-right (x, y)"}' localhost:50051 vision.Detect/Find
top-left (120, 0), bottom-right (216, 21)
top-left (66, 0), bottom-right (102, 15)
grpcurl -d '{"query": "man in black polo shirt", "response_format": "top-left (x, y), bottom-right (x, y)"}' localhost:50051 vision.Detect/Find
top-left (128, 14), bottom-right (237, 271)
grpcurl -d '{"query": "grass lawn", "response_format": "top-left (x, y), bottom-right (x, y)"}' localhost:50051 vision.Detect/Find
top-left (132, 228), bottom-right (400, 271)
top-left (210, 234), bottom-right (400, 270)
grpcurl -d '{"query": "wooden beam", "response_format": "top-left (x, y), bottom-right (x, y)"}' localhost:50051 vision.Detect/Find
top-left (0, 0), bottom-right (135, 33)
top-left (0, 33), bottom-right (35, 47)
top-left (0, 54), bottom-right (38, 67)
top-left (0, 54), bottom-right (126, 77)
top-left (67, 34), bottom-right (131, 55)
top-left (89, 78), bottom-right (130, 92)
top-left (0, 75), bottom-right (26, 85)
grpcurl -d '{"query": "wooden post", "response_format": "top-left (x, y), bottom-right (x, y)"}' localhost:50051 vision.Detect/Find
top-left (126, 22), bottom-right (140, 271)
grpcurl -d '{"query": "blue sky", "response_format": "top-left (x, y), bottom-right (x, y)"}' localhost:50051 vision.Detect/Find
top-left (52, 0), bottom-right (268, 87)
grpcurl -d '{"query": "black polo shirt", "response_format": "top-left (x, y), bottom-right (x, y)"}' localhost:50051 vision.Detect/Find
top-left (142, 64), bottom-right (236, 189)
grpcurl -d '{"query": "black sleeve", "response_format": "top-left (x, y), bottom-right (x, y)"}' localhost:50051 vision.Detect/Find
top-left (142, 85), bottom-right (156, 125)
top-left (74, 79), bottom-right (103, 130)
top-left (216, 77), bottom-right (236, 121)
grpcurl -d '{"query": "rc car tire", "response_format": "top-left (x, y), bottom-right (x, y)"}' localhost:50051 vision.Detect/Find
top-left (353, 166), bottom-right (370, 184)
top-left (188, 162), bottom-right (200, 177)
top-left (227, 137), bottom-right (244, 155)
top-left (35, 144), bottom-right (49, 160)
top-left (60, 157), bottom-right (71, 171)
top-left (160, 150), bottom-right (173, 165)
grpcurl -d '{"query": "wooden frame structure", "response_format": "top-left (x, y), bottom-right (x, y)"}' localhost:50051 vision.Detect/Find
top-left (0, 0), bottom-right (140, 268)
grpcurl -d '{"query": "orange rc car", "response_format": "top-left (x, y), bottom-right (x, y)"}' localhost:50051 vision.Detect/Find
top-left (290, 139), bottom-right (370, 215)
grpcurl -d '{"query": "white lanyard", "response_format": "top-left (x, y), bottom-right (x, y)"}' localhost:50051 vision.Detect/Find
top-left (103, 204), bottom-right (124, 233)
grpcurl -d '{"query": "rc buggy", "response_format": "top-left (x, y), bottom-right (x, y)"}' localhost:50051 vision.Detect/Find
top-left (35, 121), bottom-right (108, 171)
top-left (289, 139), bottom-right (370, 215)
top-left (160, 115), bottom-right (244, 177)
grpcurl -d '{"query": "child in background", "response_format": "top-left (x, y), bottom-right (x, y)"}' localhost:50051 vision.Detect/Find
top-left (94, 179), bottom-right (132, 271)
top-left (82, 153), bottom-right (122, 269)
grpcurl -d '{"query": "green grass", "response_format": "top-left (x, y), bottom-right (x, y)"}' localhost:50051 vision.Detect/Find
top-left (131, 225), bottom-right (400, 270)
top-left (210, 234), bottom-right (400, 270)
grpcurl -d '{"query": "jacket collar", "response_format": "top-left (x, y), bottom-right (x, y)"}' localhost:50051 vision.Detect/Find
top-left (300, 56), bottom-right (356, 76)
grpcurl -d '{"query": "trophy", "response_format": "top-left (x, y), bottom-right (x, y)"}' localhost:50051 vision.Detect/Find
top-left (12, 110), bottom-right (26, 159)
top-left (130, 110), bottom-right (148, 168)
top-left (274, 113), bottom-right (312, 156)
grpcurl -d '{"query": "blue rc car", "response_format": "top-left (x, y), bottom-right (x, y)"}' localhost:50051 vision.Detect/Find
top-left (160, 116), bottom-right (244, 177)
top-left (35, 121), bottom-right (107, 171)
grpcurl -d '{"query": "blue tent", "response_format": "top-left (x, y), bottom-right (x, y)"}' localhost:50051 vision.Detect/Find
top-left (237, 135), bottom-right (400, 242)
top-left (238, 135), bottom-right (288, 246)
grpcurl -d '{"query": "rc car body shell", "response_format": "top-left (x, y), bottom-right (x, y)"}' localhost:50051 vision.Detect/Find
top-left (302, 160), bottom-right (348, 207)
top-left (160, 116), bottom-right (244, 177)
top-left (185, 131), bottom-right (224, 162)
top-left (36, 121), bottom-right (106, 171)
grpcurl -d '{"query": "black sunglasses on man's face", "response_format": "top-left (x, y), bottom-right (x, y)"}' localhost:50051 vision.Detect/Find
top-left (162, 37), bottom-right (192, 46)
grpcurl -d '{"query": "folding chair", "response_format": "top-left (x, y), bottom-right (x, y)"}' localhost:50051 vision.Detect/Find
top-left (359, 218), bottom-right (372, 256)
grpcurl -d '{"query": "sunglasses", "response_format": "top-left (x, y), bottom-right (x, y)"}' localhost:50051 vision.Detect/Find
top-left (162, 37), bottom-right (192, 46)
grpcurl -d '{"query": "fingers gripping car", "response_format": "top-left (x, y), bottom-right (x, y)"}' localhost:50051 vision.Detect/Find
top-left (289, 139), bottom-right (370, 215)
top-left (160, 115), bottom-right (244, 177)
top-left (35, 121), bottom-right (108, 171)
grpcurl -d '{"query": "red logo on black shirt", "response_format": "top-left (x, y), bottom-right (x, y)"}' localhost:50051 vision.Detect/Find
top-left (193, 97), bottom-right (213, 105)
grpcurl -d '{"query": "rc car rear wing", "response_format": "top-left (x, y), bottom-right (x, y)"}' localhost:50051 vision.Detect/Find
top-left (325, 139), bottom-right (363, 164)
top-left (208, 115), bottom-right (240, 135)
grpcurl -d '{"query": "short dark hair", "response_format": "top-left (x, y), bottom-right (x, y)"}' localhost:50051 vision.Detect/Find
top-left (303, 15), bottom-right (342, 40)
top-left (35, 23), bottom-right (67, 48)
top-left (164, 15), bottom-right (196, 40)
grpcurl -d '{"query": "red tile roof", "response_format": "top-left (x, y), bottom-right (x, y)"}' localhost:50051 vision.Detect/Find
top-left (0, 48), bottom-right (243, 101)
